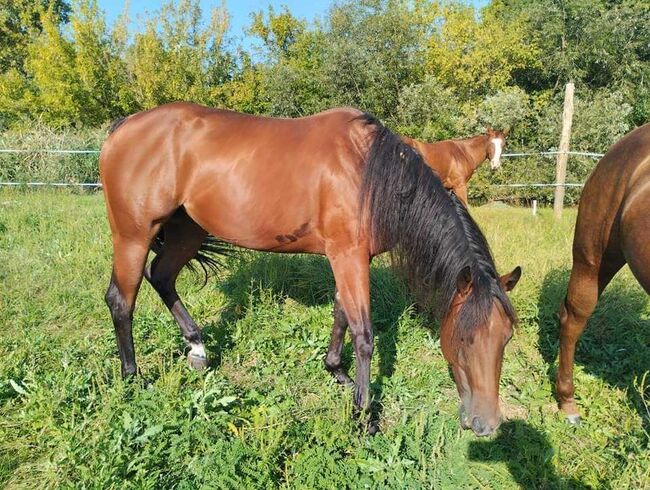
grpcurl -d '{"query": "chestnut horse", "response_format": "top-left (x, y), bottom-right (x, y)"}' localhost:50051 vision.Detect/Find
top-left (557, 123), bottom-right (650, 424)
top-left (100, 102), bottom-right (521, 436)
top-left (402, 127), bottom-right (508, 205)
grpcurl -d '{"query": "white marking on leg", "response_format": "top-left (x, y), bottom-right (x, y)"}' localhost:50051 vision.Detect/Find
top-left (490, 138), bottom-right (503, 169)
top-left (189, 342), bottom-right (207, 359)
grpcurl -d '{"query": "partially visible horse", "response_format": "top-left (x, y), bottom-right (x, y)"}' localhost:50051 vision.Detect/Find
top-left (402, 127), bottom-right (508, 205)
top-left (557, 123), bottom-right (650, 424)
top-left (100, 103), bottom-right (521, 436)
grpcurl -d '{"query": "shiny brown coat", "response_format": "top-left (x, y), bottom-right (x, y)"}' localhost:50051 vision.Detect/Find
top-left (557, 123), bottom-right (650, 422)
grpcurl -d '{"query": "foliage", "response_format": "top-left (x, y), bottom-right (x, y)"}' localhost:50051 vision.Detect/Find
top-left (0, 189), bottom-right (649, 487)
top-left (0, 0), bottom-right (71, 74)
top-left (0, 0), bottom-right (648, 198)
top-left (396, 74), bottom-right (463, 141)
top-left (425, 2), bottom-right (540, 100)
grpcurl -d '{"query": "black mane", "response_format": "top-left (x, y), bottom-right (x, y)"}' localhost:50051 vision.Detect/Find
top-left (358, 113), bottom-right (516, 334)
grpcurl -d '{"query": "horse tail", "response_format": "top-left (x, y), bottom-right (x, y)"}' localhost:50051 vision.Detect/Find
top-left (107, 116), bottom-right (128, 135)
top-left (151, 230), bottom-right (234, 287)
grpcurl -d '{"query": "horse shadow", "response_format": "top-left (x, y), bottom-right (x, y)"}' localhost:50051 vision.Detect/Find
top-left (537, 267), bottom-right (650, 424)
top-left (206, 252), bottom-right (413, 425)
top-left (468, 420), bottom-right (588, 489)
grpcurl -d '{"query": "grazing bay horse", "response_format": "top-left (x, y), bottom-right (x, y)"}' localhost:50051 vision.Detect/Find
top-left (100, 102), bottom-right (521, 436)
top-left (402, 127), bottom-right (508, 205)
top-left (557, 123), bottom-right (650, 424)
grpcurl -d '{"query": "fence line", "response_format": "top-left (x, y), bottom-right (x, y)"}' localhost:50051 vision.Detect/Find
top-left (493, 183), bottom-right (584, 188)
top-left (502, 151), bottom-right (604, 159)
top-left (0, 148), bottom-right (605, 158)
top-left (0, 149), bottom-right (100, 154)
top-left (0, 147), bottom-right (605, 188)
top-left (0, 181), bottom-right (102, 187)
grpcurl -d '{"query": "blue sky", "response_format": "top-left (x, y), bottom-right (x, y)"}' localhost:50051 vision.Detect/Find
top-left (99, 1), bottom-right (332, 44)
top-left (97, 1), bottom-right (489, 45)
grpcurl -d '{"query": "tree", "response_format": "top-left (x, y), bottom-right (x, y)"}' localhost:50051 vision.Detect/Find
top-left (0, 0), bottom-right (71, 74)
top-left (126, 0), bottom-right (232, 109)
top-left (425, 2), bottom-right (540, 100)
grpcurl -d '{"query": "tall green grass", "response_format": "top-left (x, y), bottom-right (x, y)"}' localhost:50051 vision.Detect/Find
top-left (0, 189), bottom-right (648, 488)
top-left (0, 125), bottom-right (103, 183)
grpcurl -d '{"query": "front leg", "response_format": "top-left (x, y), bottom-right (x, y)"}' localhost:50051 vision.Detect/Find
top-left (324, 288), bottom-right (354, 386)
top-left (326, 247), bottom-right (373, 413)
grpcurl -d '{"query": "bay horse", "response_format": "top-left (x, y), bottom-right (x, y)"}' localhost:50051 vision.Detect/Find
top-left (557, 122), bottom-right (650, 424)
top-left (100, 102), bottom-right (521, 436)
top-left (401, 127), bottom-right (508, 205)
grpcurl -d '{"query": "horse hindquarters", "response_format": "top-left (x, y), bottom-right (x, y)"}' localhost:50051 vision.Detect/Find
top-left (101, 151), bottom-right (183, 377)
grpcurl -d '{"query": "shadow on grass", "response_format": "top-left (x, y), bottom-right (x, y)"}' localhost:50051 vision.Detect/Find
top-left (212, 252), bottom-right (415, 425)
top-left (468, 420), bottom-right (588, 489)
top-left (537, 267), bottom-right (650, 422)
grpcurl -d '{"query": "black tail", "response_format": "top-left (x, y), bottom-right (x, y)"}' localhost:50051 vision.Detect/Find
top-left (151, 231), bottom-right (234, 286)
top-left (358, 113), bottom-right (516, 332)
top-left (107, 117), bottom-right (127, 135)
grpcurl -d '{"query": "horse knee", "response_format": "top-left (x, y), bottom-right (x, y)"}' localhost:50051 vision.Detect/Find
top-left (351, 329), bottom-right (374, 359)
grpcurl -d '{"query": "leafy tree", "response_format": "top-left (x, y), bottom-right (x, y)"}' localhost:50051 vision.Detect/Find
top-left (0, 0), bottom-right (71, 74)
top-left (127, 0), bottom-right (232, 109)
top-left (396, 75), bottom-right (462, 141)
top-left (490, 0), bottom-right (650, 92)
top-left (249, 5), bottom-right (306, 57)
top-left (425, 2), bottom-right (540, 100)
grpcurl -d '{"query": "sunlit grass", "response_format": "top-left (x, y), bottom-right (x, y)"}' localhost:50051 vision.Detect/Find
top-left (0, 189), bottom-right (648, 488)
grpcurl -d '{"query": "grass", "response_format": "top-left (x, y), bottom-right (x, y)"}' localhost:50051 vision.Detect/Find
top-left (0, 189), bottom-right (648, 489)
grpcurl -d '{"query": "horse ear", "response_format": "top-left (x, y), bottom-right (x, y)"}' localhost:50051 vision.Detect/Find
top-left (486, 125), bottom-right (493, 133)
top-left (456, 266), bottom-right (473, 296)
top-left (503, 127), bottom-right (509, 137)
top-left (500, 266), bottom-right (522, 292)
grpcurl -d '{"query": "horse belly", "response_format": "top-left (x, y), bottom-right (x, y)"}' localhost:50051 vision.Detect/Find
top-left (181, 159), bottom-right (326, 254)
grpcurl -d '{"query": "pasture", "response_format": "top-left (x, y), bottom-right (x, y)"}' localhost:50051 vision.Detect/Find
top-left (0, 189), bottom-right (648, 488)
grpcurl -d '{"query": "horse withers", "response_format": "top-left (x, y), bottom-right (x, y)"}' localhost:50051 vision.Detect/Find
top-left (402, 127), bottom-right (508, 205)
top-left (100, 103), bottom-right (521, 435)
top-left (557, 123), bottom-right (650, 424)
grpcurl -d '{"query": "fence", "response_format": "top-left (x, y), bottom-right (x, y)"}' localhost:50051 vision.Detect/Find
top-left (0, 149), bottom-right (604, 195)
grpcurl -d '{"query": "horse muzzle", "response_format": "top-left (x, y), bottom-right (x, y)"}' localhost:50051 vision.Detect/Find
top-left (459, 404), bottom-right (501, 437)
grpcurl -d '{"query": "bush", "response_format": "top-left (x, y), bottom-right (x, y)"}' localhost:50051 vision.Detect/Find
top-left (0, 122), bottom-right (103, 183)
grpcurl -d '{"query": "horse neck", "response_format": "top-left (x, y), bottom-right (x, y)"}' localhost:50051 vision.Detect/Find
top-left (456, 135), bottom-right (489, 175)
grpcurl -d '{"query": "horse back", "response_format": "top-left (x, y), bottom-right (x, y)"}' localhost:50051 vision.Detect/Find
top-left (99, 102), bottom-right (373, 253)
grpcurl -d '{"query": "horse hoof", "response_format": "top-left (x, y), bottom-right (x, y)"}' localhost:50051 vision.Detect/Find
top-left (188, 353), bottom-right (209, 370)
top-left (566, 414), bottom-right (581, 425)
top-left (367, 421), bottom-right (380, 436)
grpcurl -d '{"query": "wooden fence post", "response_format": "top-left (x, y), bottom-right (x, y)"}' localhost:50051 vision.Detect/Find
top-left (553, 82), bottom-right (575, 218)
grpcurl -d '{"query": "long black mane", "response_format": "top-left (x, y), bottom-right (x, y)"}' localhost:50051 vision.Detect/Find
top-left (358, 114), bottom-right (516, 334)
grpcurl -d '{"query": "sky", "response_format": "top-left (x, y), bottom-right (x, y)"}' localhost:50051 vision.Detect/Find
top-left (97, 1), bottom-right (490, 47)
top-left (98, 1), bottom-right (332, 47)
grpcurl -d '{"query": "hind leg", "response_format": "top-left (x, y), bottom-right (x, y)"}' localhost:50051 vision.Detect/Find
top-left (557, 253), bottom-right (624, 422)
top-left (144, 211), bottom-right (209, 370)
top-left (324, 288), bottom-right (353, 386)
top-left (105, 237), bottom-right (152, 377)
